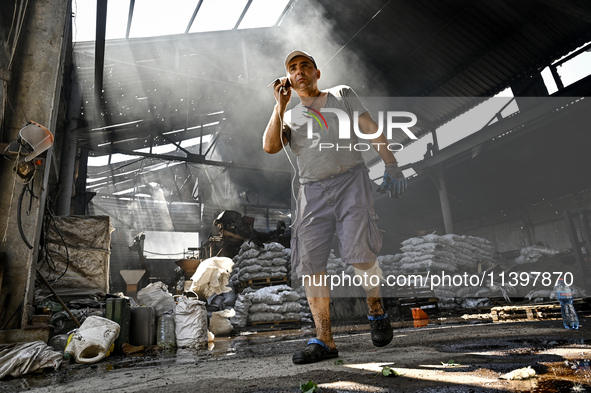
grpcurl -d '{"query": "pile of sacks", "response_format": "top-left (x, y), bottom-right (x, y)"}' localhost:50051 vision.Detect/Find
top-left (378, 254), bottom-right (402, 278)
top-left (230, 242), bottom-right (290, 286)
top-left (231, 285), bottom-right (306, 327)
top-left (325, 252), bottom-right (354, 276)
top-left (393, 234), bottom-right (498, 310)
top-left (515, 245), bottom-right (561, 265)
top-left (295, 286), bottom-right (313, 323)
top-left (398, 233), bottom-right (496, 273)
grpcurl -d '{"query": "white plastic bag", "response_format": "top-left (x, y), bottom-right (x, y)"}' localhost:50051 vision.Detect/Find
top-left (175, 296), bottom-right (208, 348)
top-left (137, 281), bottom-right (176, 317)
top-left (209, 309), bottom-right (235, 336)
top-left (189, 257), bottom-right (234, 299)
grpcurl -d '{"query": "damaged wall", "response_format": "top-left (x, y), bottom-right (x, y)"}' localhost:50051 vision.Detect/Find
top-left (0, 0), bottom-right (71, 331)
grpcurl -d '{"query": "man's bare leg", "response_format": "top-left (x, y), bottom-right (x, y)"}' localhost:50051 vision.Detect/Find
top-left (353, 261), bottom-right (385, 315)
top-left (353, 261), bottom-right (393, 347)
top-left (304, 271), bottom-right (336, 349)
top-left (292, 271), bottom-right (339, 364)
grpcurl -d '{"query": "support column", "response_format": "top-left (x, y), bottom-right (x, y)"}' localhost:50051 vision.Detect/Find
top-left (437, 168), bottom-right (455, 234)
top-left (56, 72), bottom-right (81, 216)
top-left (74, 147), bottom-right (90, 215)
top-left (427, 166), bottom-right (454, 235)
top-left (0, 0), bottom-right (71, 332)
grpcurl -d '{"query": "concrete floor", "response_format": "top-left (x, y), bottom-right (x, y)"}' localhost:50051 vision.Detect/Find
top-left (1, 318), bottom-right (590, 392)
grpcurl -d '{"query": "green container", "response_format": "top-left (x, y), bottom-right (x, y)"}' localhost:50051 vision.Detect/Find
top-left (130, 306), bottom-right (156, 346)
top-left (105, 298), bottom-right (130, 354)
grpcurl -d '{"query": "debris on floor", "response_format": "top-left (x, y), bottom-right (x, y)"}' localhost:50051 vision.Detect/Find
top-left (499, 365), bottom-right (537, 380)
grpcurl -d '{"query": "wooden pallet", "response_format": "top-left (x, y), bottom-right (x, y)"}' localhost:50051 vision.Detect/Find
top-left (397, 297), bottom-right (439, 317)
top-left (490, 304), bottom-right (562, 322)
top-left (249, 319), bottom-right (300, 329)
top-left (382, 276), bottom-right (439, 319)
top-left (239, 276), bottom-right (288, 290)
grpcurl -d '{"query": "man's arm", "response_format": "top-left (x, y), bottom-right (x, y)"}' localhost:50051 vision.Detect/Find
top-left (263, 78), bottom-right (291, 154)
top-left (357, 111), bottom-right (407, 198)
top-left (357, 112), bottom-right (397, 164)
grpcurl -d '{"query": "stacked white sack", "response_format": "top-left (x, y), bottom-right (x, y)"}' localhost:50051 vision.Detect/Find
top-left (230, 241), bottom-right (290, 287)
top-left (230, 285), bottom-right (303, 326)
top-left (378, 254), bottom-right (402, 278)
top-left (230, 293), bottom-right (251, 328)
top-left (395, 233), bottom-right (497, 310)
top-left (515, 245), bottom-right (561, 265)
top-left (326, 251), bottom-right (354, 277)
top-left (295, 286), bottom-right (313, 324)
top-left (399, 233), bottom-right (496, 273)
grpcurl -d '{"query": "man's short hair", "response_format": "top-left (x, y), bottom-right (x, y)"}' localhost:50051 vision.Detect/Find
top-left (285, 50), bottom-right (317, 70)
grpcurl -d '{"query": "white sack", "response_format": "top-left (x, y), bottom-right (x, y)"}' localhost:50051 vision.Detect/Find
top-left (175, 296), bottom-right (208, 348)
top-left (137, 281), bottom-right (176, 317)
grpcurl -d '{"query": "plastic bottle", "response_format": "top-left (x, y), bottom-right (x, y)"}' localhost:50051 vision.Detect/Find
top-left (555, 278), bottom-right (579, 330)
top-left (157, 312), bottom-right (177, 348)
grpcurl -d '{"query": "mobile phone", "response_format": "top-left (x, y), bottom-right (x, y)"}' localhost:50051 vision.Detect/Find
top-left (268, 78), bottom-right (291, 89)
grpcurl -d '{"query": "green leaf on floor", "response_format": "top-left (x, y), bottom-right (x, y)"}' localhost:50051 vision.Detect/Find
top-left (382, 366), bottom-right (402, 377)
top-left (441, 359), bottom-right (461, 367)
top-left (300, 380), bottom-right (318, 393)
top-left (334, 359), bottom-right (344, 365)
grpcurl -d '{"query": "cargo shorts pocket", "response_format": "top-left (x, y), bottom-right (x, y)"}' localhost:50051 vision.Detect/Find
top-left (367, 210), bottom-right (383, 255)
top-left (290, 224), bottom-right (301, 277)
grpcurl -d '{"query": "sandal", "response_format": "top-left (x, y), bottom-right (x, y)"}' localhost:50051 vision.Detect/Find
top-left (369, 314), bottom-right (393, 347)
top-left (292, 339), bottom-right (339, 364)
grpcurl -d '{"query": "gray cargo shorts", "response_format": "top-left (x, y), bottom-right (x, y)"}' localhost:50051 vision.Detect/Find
top-left (291, 165), bottom-right (383, 278)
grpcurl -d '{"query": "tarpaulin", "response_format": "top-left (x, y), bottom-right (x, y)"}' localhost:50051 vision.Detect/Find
top-left (0, 341), bottom-right (62, 379)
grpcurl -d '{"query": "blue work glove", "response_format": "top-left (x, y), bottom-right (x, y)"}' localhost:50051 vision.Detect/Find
top-left (376, 162), bottom-right (407, 198)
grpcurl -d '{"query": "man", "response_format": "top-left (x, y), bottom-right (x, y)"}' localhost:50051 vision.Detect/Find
top-left (263, 50), bottom-right (406, 364)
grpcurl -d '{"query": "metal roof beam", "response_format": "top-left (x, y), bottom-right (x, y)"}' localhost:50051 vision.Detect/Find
top-left (186, 0), bottom-right (204, 34)
top-left (90, 146), bottom-right (291, 173)
top-left (412, 96), bottom-right (590, 174)
top-left (126, 0), bottom-right (135, 39)
top-left (94, 0), bottom-right (107, 105)
top-left (234, 0), bottom-right (253, 30)
top-left (276, 0), bottom-right (296, 26)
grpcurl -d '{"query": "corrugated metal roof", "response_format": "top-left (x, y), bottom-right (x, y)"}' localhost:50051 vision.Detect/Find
top-left (311, 0), bottom-right (591, 132)
top-left (73, 0), bottom-right (591, 218)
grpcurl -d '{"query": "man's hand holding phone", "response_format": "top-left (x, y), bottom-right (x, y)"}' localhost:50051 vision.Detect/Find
top-left (269, 77), bottom-right (292, 111)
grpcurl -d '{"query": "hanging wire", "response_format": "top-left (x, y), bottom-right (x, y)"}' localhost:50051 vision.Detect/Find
top-left (2, 146), bottom-right (22, 243)
top-left (47, 205), bottom-right (70, 284)
top-left (8, 0), bottom-right (30, 71)
top-left (319, 0), bottom-right (392, 70)
top-left (17, 183), bottom-right (34, 249)
top-left (36, 197), bottom-right (70, 284)
top-left (2, 0), bottom-right (31, 136)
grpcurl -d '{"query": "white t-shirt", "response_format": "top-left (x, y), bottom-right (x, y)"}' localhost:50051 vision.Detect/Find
top-left (284, 85), bottom-right (368, 183)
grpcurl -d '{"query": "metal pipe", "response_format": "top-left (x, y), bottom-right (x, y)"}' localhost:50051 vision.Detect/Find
top-left (36, 270), bottom-right (80, 327)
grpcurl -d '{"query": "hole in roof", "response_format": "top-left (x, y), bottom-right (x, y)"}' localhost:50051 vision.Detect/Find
top-left (129, 0), bottom-right (197, 38)
top-left (73, 0), bottom-right (290, 41)
top-left (238, 0), bottom-right (290, 29)
top-left (189, 0), bottom-right (248, 33)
